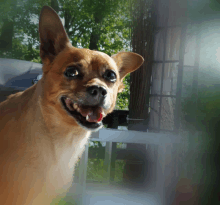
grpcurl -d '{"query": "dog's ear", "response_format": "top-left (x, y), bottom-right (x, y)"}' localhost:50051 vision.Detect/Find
top-left (111, 52), bottom-right (144, 80)
top-left (39, 6), bottom-right (70, 65)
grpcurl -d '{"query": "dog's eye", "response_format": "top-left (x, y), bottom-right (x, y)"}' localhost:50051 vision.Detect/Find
top-left (103, 70), bottom-right (117, 82)
top-left (64, 66), bottom-right (81, 78)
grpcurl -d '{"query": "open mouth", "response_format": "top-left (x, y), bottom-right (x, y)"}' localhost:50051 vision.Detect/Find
top-left (61, 97), bottom-right (104, 130)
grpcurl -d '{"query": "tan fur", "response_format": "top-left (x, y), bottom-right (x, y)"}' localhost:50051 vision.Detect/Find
top-left (0, 6), bottom-right (144, 205)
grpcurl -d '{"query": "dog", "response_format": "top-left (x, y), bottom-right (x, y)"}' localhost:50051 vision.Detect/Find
top-left (0, 6), bottom-right (144, 205)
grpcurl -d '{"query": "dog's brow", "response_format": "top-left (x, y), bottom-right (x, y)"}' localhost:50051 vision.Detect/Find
top-left (81, 58), bottom-right (89, 66)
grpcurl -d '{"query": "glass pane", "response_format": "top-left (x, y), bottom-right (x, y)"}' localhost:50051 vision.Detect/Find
top-left (162, 63), bottom-right (178, 95)
top-left (165, 27), bottom-right (181, 61)
top-left (156, 0), bottom-right (169, 27)
top-left (160, 97), bottom-right (176, 131)
top-left (167, 0), bottom-right (187, 27)
top-left (149, 96), bottom-right (160, 130)
top-left (154, 30), bottom-right (165, 61)
top-left (151, 63), bottom-right (163, 95)
top-left (184, 23), bottom-right (197, 67)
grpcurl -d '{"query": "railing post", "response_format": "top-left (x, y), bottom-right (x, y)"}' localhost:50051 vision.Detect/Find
top-left (156, 144), bottom-right (167, 205)
top-left (103, 141), bottom-right (112, 184)
top-left (77, 143), bottom-right (89, 205)
top-left (108, 113), bottom-right (118, 183)
top-left (110, 142), bottom-right (117, 183)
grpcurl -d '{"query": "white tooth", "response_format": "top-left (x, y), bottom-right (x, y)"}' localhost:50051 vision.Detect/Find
top-left (86, 115), bottom-right (89, 121)
top-left (73, 103), bottom-right (78, 110)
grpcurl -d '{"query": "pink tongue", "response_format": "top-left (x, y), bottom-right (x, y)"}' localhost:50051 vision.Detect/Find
top-left (78, 106), bottom-right (103, 123)
top-left (98, 113), bottom-right (103, 122)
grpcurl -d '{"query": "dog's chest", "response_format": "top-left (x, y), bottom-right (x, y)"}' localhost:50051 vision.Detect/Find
top-left (46, 132), bottom-right (90, 189)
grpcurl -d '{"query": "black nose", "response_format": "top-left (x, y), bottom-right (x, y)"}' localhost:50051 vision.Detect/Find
top-left (87, 86), bottom-right (107, 97)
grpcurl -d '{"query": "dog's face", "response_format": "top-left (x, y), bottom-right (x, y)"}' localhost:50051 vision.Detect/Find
top-left (38, 6), bottom-right (144, 131)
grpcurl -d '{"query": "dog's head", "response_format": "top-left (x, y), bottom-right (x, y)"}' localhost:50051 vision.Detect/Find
top-left (38, 6), bottom-right (144, 131)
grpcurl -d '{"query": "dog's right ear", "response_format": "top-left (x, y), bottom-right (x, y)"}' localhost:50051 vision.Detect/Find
top-left (39, 6), bottom-right (70, 65)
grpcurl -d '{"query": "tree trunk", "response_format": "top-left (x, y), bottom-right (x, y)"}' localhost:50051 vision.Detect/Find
top-left (89, 31), bottom-right (99, 50)
top-left (0, 0), bottom-right (17, 53)
top-left (51, 0), bottom-right (59, 13)
top-left (0, 19), bottom-right (14, 52)
top-left (89, 16), bottom-right (102, 50)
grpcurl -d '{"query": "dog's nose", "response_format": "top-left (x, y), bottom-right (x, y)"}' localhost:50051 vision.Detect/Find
top-left (87, 86), bottom-right (107, 98)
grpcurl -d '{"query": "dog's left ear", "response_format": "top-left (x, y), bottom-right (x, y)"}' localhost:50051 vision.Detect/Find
top-left (111, 52), bottom-right (144, 80)
top-left (39, 6), bottom-right (70, 65)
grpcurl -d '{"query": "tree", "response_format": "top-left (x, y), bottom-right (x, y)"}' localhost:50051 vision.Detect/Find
top-left (0, 0), bottom-right (17, 52)
top-left (0, 0), bottom-right (131, 58)
top-left (0, 0), bottom-right (48, 61)
top-left (0, 0), bottom-right (132, 109)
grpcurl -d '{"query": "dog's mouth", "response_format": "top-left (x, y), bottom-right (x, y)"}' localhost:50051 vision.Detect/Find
top-left (61, 97), bottom-right (105, 130)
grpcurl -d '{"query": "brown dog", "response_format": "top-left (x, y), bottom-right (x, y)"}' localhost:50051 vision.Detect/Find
top-left (0, 6), bottom-right (144, 205)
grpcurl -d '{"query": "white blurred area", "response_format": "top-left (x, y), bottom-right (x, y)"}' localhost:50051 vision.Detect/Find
top-left (198, 20), bottom-right (220, 73)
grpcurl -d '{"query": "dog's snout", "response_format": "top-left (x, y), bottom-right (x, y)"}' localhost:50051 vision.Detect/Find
top-left (87, 86), bottom-right (107, 97)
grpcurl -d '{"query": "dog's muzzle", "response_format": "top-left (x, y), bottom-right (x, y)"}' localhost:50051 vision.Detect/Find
top-left (86, 85), bottom-right (107, 106)
top-left (60, 85), bottom-right (110, 130)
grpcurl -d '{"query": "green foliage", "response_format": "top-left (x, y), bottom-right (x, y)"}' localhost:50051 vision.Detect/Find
top-left (73, 142), bottom-right (126, 183)
top-left (116, 74), bottom-right (130, 110)
top-left (114, 160), bottom-right (126, 182)
top-left (209, 0), bottom-right (220, 11)
top-left (0, 0), bottom-right (131, 57)
top-left (51, 195), bottom-right (77, 205)
top-left (181, 80), bottom-right (220, 204)
top-left (0, 0), bottom-right (18, 21)
top-left (0, 37), bottom-right (41, 62)
top-left (182, 84), bottom-right (220, 134)
top-left (58, 0), bottom-right (130, 55)
top-left (87, 158), bottom-right (106, 182)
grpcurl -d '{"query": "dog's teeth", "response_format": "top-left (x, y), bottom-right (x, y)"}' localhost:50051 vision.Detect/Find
top-left (86, 115), bottom-right (89, 121)
top-left (73, 103), bottom-right (78, 110)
